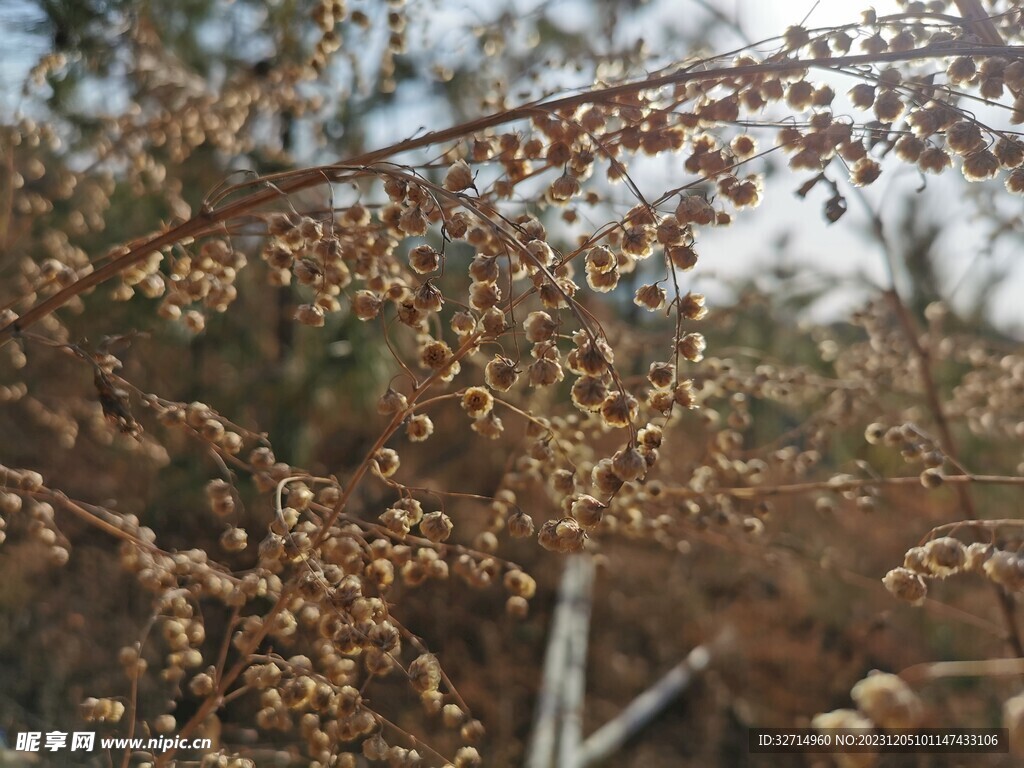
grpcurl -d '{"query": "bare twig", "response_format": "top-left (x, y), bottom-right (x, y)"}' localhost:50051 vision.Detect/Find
top-left (526, 555), bottom-right (595, 768)
top-left (576, 637), bottom-right (725, 767)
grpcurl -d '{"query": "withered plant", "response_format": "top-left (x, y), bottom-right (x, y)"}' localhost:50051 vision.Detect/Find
top-left (3, 1), bottom-right (1024, 766)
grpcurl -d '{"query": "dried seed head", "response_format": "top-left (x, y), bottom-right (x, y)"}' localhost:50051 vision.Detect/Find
top-left (676, 332), bottom-right (706, 362)
top-left (811, 709), bottom-right (874, 731)
top-left (586, 264), bottom-right (619, 292)
top-left (484, 356), bottom-right (519, 391)
top-left (406, 414), bottom-right (434, 442)
top-left (409, 244), bottom-right (441, 274)
top-left (372, 448), bottom-right (400, 478)
top-left (919, 147), bottom-right (952, 174)
top-left (964, 542), bottom-right (994, 573)
top-left (945, 120), bottom-right (985, 155)
top-left (508, 508), bottom-right (535, 538)
top-left (673, 379), bottom-right (698, 409)
top-left (995, 138), bottom-right (1024, 168)
top-left (352, 291), bottom-right (382, 320)
top-left (571, 495), bottom-right (605, 529)
top-left (408, 653), bottom-right (442, 694)
top-left (919, 468), bottom-right (944, 488)
top-left (668, 245), bottom-right (698, 271)
top-left (903, 546), bottom-right (930, 575)
top-left (378, 388), bottom-right (409, 415)
top-left (469, 255), bottom-right (499, 283)
top-left (548, 172), bottom-right (580, 203)
top-left (873, 89), bottom-right (904, 122)
top-left (675, 195), bottom-right (715, 225)
top-left (1008, 168), bottom-right (1024, 194)
top-left (472, 411), bottom-right (504, 439)
top-left (420, 340), bottom-right (453, 370)
top-left (454, 746), bottom-right (482, 768)
top-left (634, 283), bottom-right (666, 311)
top-left (895, 135), bottom-right (925, 163)
top-left (585, 245), bottom-right (616, 274)
top-left (413, 281), bottom-right (444, 312)
top-left (611, 447), bottom-right (647, 482)
top-left (850, 672), bottom-right (923, 728)
top-left (638, 424), bottom-right (663, 449)
top-left (864, 422), bottom-right (886, 444)
top-left (506, 595), bottom-right (529, 619)
top-left (647, 362), bottom-right (675, 389)
top-left (538, 517), bottom-right (586, 553)
top-left (503, 569), bottom-right (536, 598)
top-left (294, 303), bottom-right (325, 327)
top-left (451, 311), bottom-right (477, 336)
top-left (984, 551), bottom-right (1024, 591)
top-left (470, 280), bottom-right (501, 310)
top-left (592, 458), bottom-right (624, 496)
top-left (962, 150), bottom-right (1000, 181)
top-left (947, 55), bottom-right (976, 83)
top-left (461, 387), bottom-right (494, 418)
top-left (220, 527), bottom-right (248, 553)
top-left (547, 469), bottom-right (574, 496)
top-left (481, 306), bottom-right (506, 335)
top-left (882, 567), bottom-right (927, 605)
top-left (848, 83), bottom-right (876, 109)
top-left (443, 160), bottom-right (474, 192)
top-left (851, 158), bottom-right (881, 186)
top-left (420, 511), bottom-right (453, 542)
top-left (529, 356), bottom-right (564, 387)
top-left (399, 206), bottom-right (429, 236)
top-left (922, 537), bottom-right (965, 576)
top-left (524, 311), bottom-right (557, 343)
top-left (570, 376), bottom-right (605, 411)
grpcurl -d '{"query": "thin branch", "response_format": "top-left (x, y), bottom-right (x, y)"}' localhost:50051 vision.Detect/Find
top-left (558, 555), bottom-right (595, 768)
top-left (526, 555), bottom-right (594, 768)
top-left (576, 639), bottom-right (722, 767)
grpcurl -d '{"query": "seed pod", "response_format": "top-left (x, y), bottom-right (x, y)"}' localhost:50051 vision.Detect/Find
top-left (484, 357), bottom-right (519, 391)
top-left (408, 653), bottom-right (442, 693)
top-left (882, 567), bottom-right (927, 605)
top-left (444, 160), bottom-right (474, 192)
top-left (507, 509), bottom-right (535, 538)
top-left (420, 511), bottom-right (453, 543)
top-left (851, 672), bottom-right (923, 729)
top-left (611, 447), bottom-right (646, 482)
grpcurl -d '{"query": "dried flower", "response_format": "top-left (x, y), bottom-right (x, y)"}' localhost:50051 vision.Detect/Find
top-left (471, 411), bottom-right (504, 439)
top-left (508, 509), bottom-right (535, 538)
top-left (420, 340), bottom-right (453, 370)
top-left (443, 160), bottom-right (474, 192)
top-left (611, 447), bottom-right (647, 482)
top-left (882, 567), bottom-right (927, 605)
top-left (600, 391), bottom-right (639, 428)
top-left (676, 332), bottom-right (706, 362)
top-left (524, 311), bottom-right (557, 343)
top-left (484, 356), bottom-right (519, 391)
top-left (461, 386), bottom-right (494, 418)
top-left (851, 672), bottom-right (922, 728)
top-left (294, 303), bottom-right (325, 327)
top-left (420, 511), bottom-right (453, 542)
top-left (406, 414), bottom-right (434, 442)
top-left (634, 283), bottom-right (666, 311)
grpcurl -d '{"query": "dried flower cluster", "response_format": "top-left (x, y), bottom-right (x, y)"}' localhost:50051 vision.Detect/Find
top-left (4, 0), bottom-right (1024, 765)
